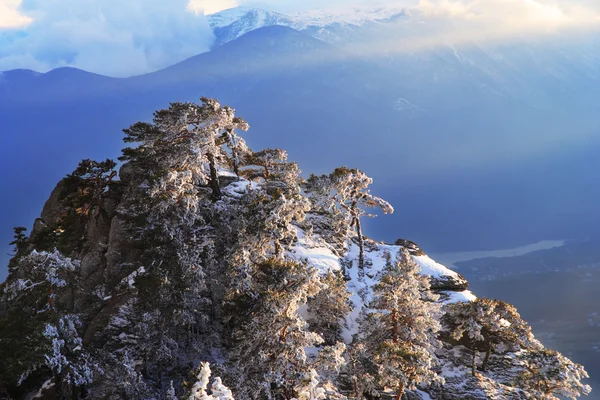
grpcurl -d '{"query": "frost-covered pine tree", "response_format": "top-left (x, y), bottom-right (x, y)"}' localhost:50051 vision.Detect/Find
top-left (302, 174), bottom-right (348, 255)
top-left (304, 168), bottom-right (393, 273)
top-left (229, 259), bottom-right (342, 400)
top-left (3, 249), bottom-right (79, 310)
top-left (242, 148), bottom-right (295, 184)
top-left (345, 343), bottom-right (379, 399)
top-left (189, 362), bottom-right (234, 400)
top-left (444, 298), bottom-right (539, 374)
top-left (42, 315), bottom-right (97, 397)
top-left (307, 270), bottom-right (352, 345)
top-left (66, 158), bottom-right (117, 216)
top-left (114, 98), bottom-right (249, 392)
top-left (226, 149), bottom-right (310, 299)
top-left (113, 352), bottom-right (154, 399)
top-left (0, 250), bottom-right (92, 397)
top-left (516, 348), bottom-right (591, 399)
top-left (358, 249), bottom-right (441, 400)
top-left (120, 97), bottom-right (249, 204)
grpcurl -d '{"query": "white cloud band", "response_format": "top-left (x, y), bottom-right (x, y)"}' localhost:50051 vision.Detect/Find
top-left (1, 0), bottom-right (600, 76)
top-left (0, 0), bottom-right (32, 29)
top-left (0, 0), bottom-right (218, 77)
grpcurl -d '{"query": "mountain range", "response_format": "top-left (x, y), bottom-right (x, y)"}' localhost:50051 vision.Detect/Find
top-left (2, 5), bottom-right (600, 280)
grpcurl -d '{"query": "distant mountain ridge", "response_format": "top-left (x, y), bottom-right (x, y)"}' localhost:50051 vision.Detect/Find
top-left (2, 13), bottom-right (600, 285)
top-left (207, 4), bottom-right (410, 46)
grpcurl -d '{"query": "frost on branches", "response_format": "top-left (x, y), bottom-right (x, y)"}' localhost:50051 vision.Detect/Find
top-left (444, 298), bottom-right (540, 375)
top-left (516, 349), bottom-right (591, 400)
top-left (0, 97), bottom-right (592, 400)
top-left (357, 249), bottom-right (441, 400)
top-left (42, 315), bottom-right (96, 387)
top-left (304, 167), bottom-right (393, 274)
top-left (120, 97), bottom-right (250, 209)
top-left (189, 362), bottom-right (234, 400)
top-left (3, 249), bottom-right (79, 308)
top-left (229, 259), bottom-right (345, 400)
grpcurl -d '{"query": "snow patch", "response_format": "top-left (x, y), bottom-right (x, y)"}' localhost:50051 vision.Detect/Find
top-left (443, 290), bottom-right (477, 305)
top-left (413, 254), bottom-right (461, 279)
top-left (32, 379), bottom-right (55, 399)
top-left (289, 228), bottom-right (342, 273)
top-left (287, 229), bottom-right (475, 343)
top-left (121, 266), bottom-right (146, 288)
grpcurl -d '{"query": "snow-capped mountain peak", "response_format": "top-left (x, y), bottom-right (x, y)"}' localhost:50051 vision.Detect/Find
top-left (208, 6), bottom-right (288, 29)
top-left (207, 3), bottom-right (411, 45)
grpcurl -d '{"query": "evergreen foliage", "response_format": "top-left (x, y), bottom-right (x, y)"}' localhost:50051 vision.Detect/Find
top-left (444, 298), bottom-right (540, 374)
top-left (516, 348), bottom-right (592, 399)
top-left (357, 249), bottom-right (441, 400)
top-left (0, 98), bottom-right (591, 400)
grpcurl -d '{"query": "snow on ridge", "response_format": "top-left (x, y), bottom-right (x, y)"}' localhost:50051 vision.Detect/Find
top-left (286, 4), bottom-right (408, 28)
top-left (413, 254), bottom-right (461, 280)
top-left (287, 230), bottom-right (475, 343)
top-left (288, 228), bottom-right (464, 284)
top-left (289, 228), bottom-right (342, 274)
top-left (208, 7), bottom-right (293, 30)
top-left (207, 2), bottom-right (410, 32)
top-left (207, 6), bottom-right (257, 29)
top-left (443, 290), bottom-right (477, 305)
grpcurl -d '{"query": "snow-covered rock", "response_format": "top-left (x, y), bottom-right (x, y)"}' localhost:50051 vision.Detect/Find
top-left (288, 230), bottom-right (475, 345)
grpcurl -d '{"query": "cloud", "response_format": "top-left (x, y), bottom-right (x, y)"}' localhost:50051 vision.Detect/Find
top-left (188, 0), bottom-right (240, 15)
top-left (0, 0), bottom-right (216, 77)
top-left (0, 0), bottom-right (32, 28)
top-left (417, 0), bottom-right (600, 34)
top-left (2, 0), bottom-right (600, 76)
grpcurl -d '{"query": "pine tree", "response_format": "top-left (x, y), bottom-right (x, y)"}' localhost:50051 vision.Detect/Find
top-left (359, 249), bottom-right (441, 400)
top-left (120, 98), bottom-right (249, 204)
top-left (242, 148), bottom-right (294, 183)
top-left (516, 348), bottom-right (591, 399)
top-left (307, 270), bottom-right (352, 345)
top-left (65, 158), bottom-right (117, 216)
top-left (229, 259), bottom-right (342, 400)
top-left (42, 315), bottom-right (96, 397)
top-left (302, 174), bottom-right (348, 255)
top-left (444, 298), bottom-right (539, 375)
top-left (0, 250), bottom-right (89, 397)
top-left (114, 352), bottom-right (154, 399)
top-left (189, 362), bottom-right (235, 400)
top-left (7, 226), bottom-right (28, 273)
top-left (346, 343), bottom-right (379, 399)
top-left (226, 149), bottom-right (310, 301)
top-left (114, 98), bottom-right (251, 389)
top-left (304, 168), bottom-right (393, 274)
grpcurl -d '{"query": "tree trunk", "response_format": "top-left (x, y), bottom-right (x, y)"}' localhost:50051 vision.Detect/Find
top-left (482, 343), bottom-right (492, 372)
top-left (392, 308), bottom-right (399, 344)
top-left (355, 215), bottom-right (365, 275)
top-left (472, 348), bottom-right (478, 376)
top-left (208, 153), bottom-right (221, 201)
top-left (232, 148), bottom-right (240, 176)
top-left (353, 376), bottom-right (360, 399)
top-left (396, 384), bottom-right (405, 400)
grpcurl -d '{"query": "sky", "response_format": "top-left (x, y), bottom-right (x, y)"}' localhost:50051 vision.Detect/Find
top-left (0, 0), bottom-right (599, 76)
